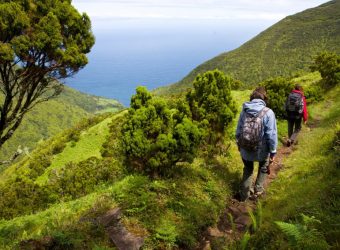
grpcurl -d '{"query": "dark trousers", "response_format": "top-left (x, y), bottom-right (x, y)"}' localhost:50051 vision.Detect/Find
top-left (288, 117), bottom-right (302, 141)
top-left (240, 158), bottom-right (269, 201)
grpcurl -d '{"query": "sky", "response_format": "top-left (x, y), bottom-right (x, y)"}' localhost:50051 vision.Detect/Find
top-left (72, 0), bottom-right (328, 21)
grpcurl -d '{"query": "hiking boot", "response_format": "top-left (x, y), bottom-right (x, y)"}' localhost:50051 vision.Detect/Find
top-left (233, 192), bottom-right (248, 202)
top-left (286, 139), bottom-right (291, 147)
top-left (249, 191), bottom-right (264, 201)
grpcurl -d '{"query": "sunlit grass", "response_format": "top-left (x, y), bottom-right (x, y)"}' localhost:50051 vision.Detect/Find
top-left (35, 117), bottom-right (113, 185)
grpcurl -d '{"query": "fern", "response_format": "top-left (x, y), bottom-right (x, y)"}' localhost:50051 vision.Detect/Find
top-left (301, 213), bottom-right (321, 226)
top-left (275, 214), bottom-right (330, 249)
top-left (275, 221), bottom-right (302, 245)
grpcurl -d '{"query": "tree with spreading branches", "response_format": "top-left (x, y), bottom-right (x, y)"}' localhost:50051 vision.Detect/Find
top-left (0, 0), bottom-right (94, 149)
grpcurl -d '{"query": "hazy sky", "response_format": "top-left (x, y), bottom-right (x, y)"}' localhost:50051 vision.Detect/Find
top-left (72, 0), bottom-right (328, 21)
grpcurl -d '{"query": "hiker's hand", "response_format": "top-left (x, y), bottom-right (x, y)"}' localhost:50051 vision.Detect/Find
top-left (304, 120), bottom-right (307, 125)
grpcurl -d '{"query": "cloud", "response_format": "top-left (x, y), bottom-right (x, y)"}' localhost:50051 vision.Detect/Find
top-left (72, 0), bottom-right (327, 20)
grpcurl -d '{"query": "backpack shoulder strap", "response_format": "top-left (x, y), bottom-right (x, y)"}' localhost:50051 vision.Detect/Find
top-left (256, 107), bottom-right (270, 119)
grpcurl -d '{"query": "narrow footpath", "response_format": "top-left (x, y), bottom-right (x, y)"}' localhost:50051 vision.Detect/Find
top-left (198, 144), bottom-right (294, 249)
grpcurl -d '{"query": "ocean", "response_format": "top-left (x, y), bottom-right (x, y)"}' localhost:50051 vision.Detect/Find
top-left (66, 18), bottom-right (271, 106)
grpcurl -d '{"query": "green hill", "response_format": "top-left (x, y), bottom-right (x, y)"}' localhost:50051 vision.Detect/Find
top-left (0, 70), bottom-right (338, 249)
top-left (154, 0), bottom-right (340, 96)
top-left (0, 86), bottom-right (124, 166)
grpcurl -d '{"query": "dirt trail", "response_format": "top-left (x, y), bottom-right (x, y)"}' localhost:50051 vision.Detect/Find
top-left (197, 145), bottom-right (294, 249)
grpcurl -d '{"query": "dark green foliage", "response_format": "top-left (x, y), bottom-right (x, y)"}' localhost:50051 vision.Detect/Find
top-left (0, 0), bottom-right (96, 149)
top-left (0, 176), bottom-right (52, 219)
top-left (230, 78), bottom-right (244, 90)
top-left (155, 0), bottom-right (340, 96)
top-left (0, 156), bottom-right (122, 219)
top-left (304, 85), bottom-right (324, 104)
top-left (187, 70), bottom-right (237, 146)
top-left (48, 157), bottom-right (122, 200)
top-left (121, 87), bottom-right (202, 177)
top-left (260, 77), bottom-right (294, 119)
top-left (101, 115), bottom-right (126, 158)
top-left (111, 169), bottom-right (227, 249)
top-left (310, 51), bottom-right (340, 88)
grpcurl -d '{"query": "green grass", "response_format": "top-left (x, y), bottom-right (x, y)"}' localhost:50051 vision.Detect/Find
top-left (0, 86), bottom-right (124, 169)
top-left (290, 71), bottom-right (322, 87)
top-left (1, 77), bottom-right (338, 249)
top-left (35, 117), bottom-right (114, 185)
top-left (245, 85), bottom-right (340, 249)
top-left (0, 187), bottom-right (117, 249)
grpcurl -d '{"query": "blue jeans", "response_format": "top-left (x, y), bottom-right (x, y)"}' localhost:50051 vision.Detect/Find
top-left (240, 158), bottom-right (269, 201)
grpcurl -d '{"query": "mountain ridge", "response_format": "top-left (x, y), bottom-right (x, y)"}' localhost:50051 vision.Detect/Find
top-left (154, 0), bottom-right (340, 96)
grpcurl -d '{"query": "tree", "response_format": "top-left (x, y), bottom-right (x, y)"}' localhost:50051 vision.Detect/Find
top-left (0, 1), bottom-right (95, 149)
top-left (310, 51), bottom-right (340, 88)
top-left (186, 70), bottom-right (237, 146)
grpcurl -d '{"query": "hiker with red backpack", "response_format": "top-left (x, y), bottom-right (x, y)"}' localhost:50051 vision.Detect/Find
top-left (285, 84), bottom-right (308, 146)
top-left (236, 87), bottom-right (278, 201)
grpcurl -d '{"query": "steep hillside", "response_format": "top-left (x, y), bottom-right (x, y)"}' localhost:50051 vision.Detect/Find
top-left (0, 86), bottom-right (124, 166)
top-left (0, 72), bottom-right (338, 249)
top-left (154, 0), bottom-right (340, 96)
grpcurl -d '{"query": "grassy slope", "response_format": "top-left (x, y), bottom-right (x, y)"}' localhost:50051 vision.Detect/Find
top-left (1, 78), bottom-right (338, 249)
top-left (35, 116), bottom-right (113, 185)
top-left (154, 0), bottom-right (340, 96)
top-left (0, 86), bottom-right (124, 167)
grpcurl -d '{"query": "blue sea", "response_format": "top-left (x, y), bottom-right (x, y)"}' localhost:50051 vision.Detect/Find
top-left (66, 18), bottom-right (271, 106)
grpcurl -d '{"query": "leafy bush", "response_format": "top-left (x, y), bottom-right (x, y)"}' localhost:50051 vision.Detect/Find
top-left (121, 87), bottom-right (202, 177)
top-left (304, 85), bottom-right (324, 104)
top-left (186, 70), bottom-right (237, 146)
top-left (48, 157), bottom-right (122, 200)
top-left (311, 51), bottom-right (340, 89)
top-left (260, 77), bottom-right (294, 119)
top-left (101, 115), bottom-right (126, 158)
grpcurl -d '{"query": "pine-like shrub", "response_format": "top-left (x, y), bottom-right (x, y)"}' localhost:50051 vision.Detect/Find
top-left (311, 51), bottom-right (340, 89)
top-left (121, 87), bottom-right (202, 177)
top-left (186, 70), bottom-right (237, 146)
top-left (260, 77), bottom-right (294, 119)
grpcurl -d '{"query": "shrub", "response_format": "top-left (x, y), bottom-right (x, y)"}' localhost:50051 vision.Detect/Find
top-left (310, 51), bottom-right (340, 89)
top-left (121, 87), bottom-right (202, 177)
top-left (304, 85), bottom-right (324, 104)
top-left (48, 157), bottom-right (122, 200)
top-left (101, 115), bottom-right (126, 158)
top-left (186, 70), bottom-right (237, 146)
top-left (260, 77), bottom-right (294, 119)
